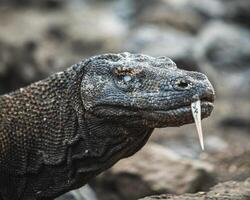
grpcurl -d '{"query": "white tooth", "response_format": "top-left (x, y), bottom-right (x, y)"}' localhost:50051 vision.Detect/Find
top-left (191, 100), bottom-right (204, 150)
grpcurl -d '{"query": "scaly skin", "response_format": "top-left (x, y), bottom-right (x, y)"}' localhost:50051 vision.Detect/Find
top-left (0, 53), bottom-right (215, 200)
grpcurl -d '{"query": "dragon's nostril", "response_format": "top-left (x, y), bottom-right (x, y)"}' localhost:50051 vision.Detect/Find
top-left (177, 80), bottom-right (189, 88)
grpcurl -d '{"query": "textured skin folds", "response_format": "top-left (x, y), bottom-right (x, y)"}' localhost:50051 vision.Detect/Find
top-left (0, 53), bottom-right (215, 200)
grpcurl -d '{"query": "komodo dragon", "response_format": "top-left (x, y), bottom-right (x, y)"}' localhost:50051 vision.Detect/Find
top-left (0, 52), bottom-right (215, 200)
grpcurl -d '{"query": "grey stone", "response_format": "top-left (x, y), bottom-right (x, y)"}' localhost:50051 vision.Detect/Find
top-left (223, 0), bottom-right (250, 27)
top-left (124, 26), bottom-right (197, 70)
top-left (0, 0), bottom-right (65, 9)
top-left (193, 21), bottom-right (250, 97)
top-left (56, 185), bottom-right (98, 200)
top-left (133, 0), bottom-right (225, 33)
top-left (139, 178), bottom-right (250, 200)
top-left (0, 3), bottom-right (127, 93)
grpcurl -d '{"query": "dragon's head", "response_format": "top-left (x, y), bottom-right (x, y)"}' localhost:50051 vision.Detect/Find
top-left (80, 52), bottom-right (215, 128)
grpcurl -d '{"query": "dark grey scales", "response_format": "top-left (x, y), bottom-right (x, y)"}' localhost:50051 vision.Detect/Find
top-left (0, 52), bottom-right (215, 200)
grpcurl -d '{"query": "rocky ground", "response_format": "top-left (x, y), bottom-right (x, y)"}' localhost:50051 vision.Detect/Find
top-left (0, 0), bottom-right (249, 200)
top-left (140, 178), bottom-right (250, 200)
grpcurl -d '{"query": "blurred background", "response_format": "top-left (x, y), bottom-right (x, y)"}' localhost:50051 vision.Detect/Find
top-left (0, 0), bottom-right (249, 199)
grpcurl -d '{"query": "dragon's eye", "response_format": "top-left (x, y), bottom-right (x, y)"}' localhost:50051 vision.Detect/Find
top-left (123, 75), bottom-right (132, 82)
top-left (113, 67), bottom-right (135, 83)
top-left (113, 67), bottom-right (143, 91)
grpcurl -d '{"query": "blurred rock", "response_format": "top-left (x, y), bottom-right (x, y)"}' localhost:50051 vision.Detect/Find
top-left (0, 5), bottom-right (127, 94)
top-left (93, 143), bottom-right (214, 200)
top-left (140, 178), bottom-right (250, 200)
top-left (56, 185), bottom-right (98, 200)
top-left (0, 40), bottom-right (45, 94)
top-left (0, 0), bottom-right (65, 9)
top-left (158, 133), bottom-right (228, 159)
top-left (219, 117), bottom-right (250, 132)
top-left (222, 0), bottom-right (250, 27)
top-left (0, 42), bottom-right (12, 76)
top-left (124, 26), bottom-right (197, 71)
top-left (133, 0), bottom-right (225, 33)
top-left (194, 22), bottom-right (250, 72)
top-left (194, 22), bottom-right (250, 97)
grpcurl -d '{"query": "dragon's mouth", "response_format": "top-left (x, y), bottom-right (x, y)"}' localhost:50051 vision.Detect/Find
top-left (151, 94), bottom-right (214, 112)
top-left (150, 101), bottom-right (213, 115)
top-left (149, 98), bottom-right (213, 113)
top-left (140, 100), bottom-right (214, 126)
top-left (92, 99), bottom-right (214, 124)
top-left (93, 91), bottom-right (214, 112)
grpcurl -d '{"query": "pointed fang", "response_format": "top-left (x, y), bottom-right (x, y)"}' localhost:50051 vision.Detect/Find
top-left (191, 100), bottom-right (204, 150)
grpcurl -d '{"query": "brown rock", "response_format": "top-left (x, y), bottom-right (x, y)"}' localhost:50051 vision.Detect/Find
top-left (133, 0), bottom-right (225, 33)
top-left (194, 21), bottom-right (250, 98)
top-left (93, 143), bottom-right (214, 200)
top-left (140, 178), bottom-right (250, 200)
top-left (124, 26), bottom-right (197, 71)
